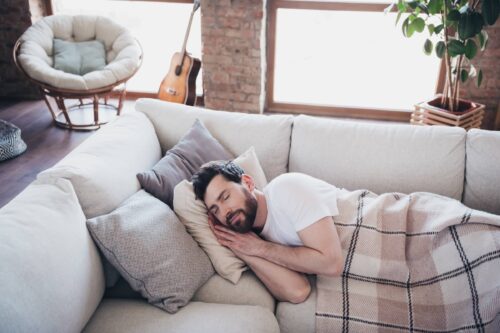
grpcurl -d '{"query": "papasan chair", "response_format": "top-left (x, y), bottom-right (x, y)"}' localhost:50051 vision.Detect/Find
top-left (14, 15), bottom-right (143, 130)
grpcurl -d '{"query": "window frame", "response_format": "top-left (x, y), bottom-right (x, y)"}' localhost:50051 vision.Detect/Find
top-left (266, 0), bottom-right (446, 121)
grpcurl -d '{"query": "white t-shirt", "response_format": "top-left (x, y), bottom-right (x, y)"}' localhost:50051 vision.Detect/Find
top-left (260, 173), bottom-right (343, 246)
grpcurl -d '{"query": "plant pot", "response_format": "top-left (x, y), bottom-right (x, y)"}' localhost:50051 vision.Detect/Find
top-left (411, 94), bottom-right (485, 130)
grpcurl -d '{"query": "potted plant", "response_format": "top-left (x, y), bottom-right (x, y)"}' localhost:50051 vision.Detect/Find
top-left (386, 0), bottom-right (499, 127)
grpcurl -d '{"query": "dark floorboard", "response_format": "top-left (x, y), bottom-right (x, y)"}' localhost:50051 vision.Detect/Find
top-left (0, 99), bottom-right (133, 208)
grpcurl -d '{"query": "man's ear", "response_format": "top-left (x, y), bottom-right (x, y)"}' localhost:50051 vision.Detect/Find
top-left (241, 174), bottom-right (255, 192)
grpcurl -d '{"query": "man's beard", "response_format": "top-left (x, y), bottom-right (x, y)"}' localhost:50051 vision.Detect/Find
top-left (226, 188), bottom-right (257, 233)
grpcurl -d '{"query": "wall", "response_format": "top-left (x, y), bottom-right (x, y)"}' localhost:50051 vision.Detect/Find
top-left (200, 0), bottom-right (265, 114)
top-left (0, 0), bottom-right (44, 99)
top-left (460, 20), bottom-right (500, 130)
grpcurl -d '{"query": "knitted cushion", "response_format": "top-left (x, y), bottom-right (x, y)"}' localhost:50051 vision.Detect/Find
top-left (0, 120), bottom-right (27, 161)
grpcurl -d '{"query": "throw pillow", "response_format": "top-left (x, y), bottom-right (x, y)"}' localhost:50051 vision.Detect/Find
top-left (53, 38), bottom-right (106, 75)
top-left (137, 119), bottom-right (232, 208)
top-left (86, 190), bottom-right (214, 314)
top-left (173, 146), bottom-right (268, 284)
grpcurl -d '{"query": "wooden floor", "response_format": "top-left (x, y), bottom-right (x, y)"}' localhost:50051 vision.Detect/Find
top-left (0, 99), bottom-right (133, 208)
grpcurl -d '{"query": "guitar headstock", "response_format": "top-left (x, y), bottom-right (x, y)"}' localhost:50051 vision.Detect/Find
top-left (193, 0), bottom-right (201, 12)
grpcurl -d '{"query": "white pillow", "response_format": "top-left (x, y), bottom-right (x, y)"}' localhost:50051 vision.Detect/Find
top-left (173, 146), bottom-right (268, 284)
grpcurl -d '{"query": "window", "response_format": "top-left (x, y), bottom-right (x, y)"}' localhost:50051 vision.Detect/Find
top-left (51, 0), bottom-right (202, 96)
top-left (267, 0), bottom-right (444, 121)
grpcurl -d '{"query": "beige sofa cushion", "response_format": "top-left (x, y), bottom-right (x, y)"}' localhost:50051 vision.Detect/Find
top-left (290, 115), bottom-right (466, 199)
top-left (193, 271), bottom-right (275, 312)
top-left (105, 271), bottom-right (275, 312)
top-left (135, 98), bottom-right (293, 181)
top-left (463, 129), bottom-right (500, 215)
top-left (38, 112), bottom-right (161, 219)
top-left (0, 178), bottom-right (105, 333)
top-left (276, 275), bottom-right (316, 333)
top-left (83, 299), bottom-right (280, 333)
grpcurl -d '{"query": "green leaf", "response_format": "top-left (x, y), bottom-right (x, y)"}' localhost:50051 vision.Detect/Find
top-left (412, 17), bottom-right (426, 33)
top-left (402, 17), bottom-right (410, 37)
top-left (460, 69), bottom-right (469, 82)
top-left (459, 4), bottom-right (469, 14)
top-left (428, 24), bottom-right (435, 34)
top-left (448, 39), bottom-right (466, 56)
top-left (397, 0), bottom-right (406, 12)
top-left (396, 11), bottom-right (404, 25)
top-left (407, 0), bottom-right (419, 9)
top-left (482, 0), bottom-right (500, 25)
top-left (477, 69), bottom-right (483, 87)
top-left (417, 3), bottom-right (429, 14)
top-left (424, 39), bottom-right (433, 55)
top-left (465, 39), bottom-right (478, 59)
top-left (434, 24), bottom-right (444, 34)
top-left (448, 9), bottom-right (461, 21)
top-left (472, 12), bottom-right (485, 35)
top-left (428, 0), bottom-right (441, 14)
top-left (458, 12), bottom-right (478, 39)
top-left (478, 30), bottom-right (488, 50)
top-left (436, 41), bottom-right (446, 58)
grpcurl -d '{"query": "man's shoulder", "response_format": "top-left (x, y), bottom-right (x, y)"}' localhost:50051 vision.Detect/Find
top-left (265, 172), bottom-right (322, 196)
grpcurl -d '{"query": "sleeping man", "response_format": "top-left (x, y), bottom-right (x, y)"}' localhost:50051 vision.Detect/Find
top-left (191, 161), bottom-right (345, 304)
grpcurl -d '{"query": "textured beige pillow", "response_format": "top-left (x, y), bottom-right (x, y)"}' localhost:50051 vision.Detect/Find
top-left (173, 146), bottom-right (268, 284)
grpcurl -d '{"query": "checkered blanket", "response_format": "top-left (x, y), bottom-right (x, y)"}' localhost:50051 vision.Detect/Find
top-left (316, 190), bottom-right (500, 333)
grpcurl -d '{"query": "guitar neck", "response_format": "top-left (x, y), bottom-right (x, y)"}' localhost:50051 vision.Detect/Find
top-left (180, 9), bottom-right (196, 59)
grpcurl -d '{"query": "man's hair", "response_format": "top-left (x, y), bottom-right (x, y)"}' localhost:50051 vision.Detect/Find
top-left (192, 160), bottom-right (244, 201)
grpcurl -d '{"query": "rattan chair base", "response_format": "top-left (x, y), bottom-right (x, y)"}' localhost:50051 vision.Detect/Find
top-left (42, 84), bottom-right (127, 131)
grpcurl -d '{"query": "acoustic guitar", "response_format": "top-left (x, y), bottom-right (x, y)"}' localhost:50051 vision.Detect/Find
top-left (158, 0), bottom-right (201, 105)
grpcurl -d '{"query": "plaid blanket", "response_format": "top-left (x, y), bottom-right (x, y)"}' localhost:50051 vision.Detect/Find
top-left (316, 190), bottom-right (500, 333)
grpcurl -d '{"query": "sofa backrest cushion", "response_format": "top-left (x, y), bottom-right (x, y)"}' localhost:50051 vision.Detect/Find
top-left (463, 129), bottom-right (500, 215)
top-left (135, 98), bottom-right (293, 181)
top-left (289, 115), bottom-right (466, 199)
top-left (37, 111), bottom-right (161, 219)
top-left (0, 178), bottom-right (105, 333)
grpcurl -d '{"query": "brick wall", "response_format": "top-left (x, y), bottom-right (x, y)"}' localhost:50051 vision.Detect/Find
top-left (200, 0), bottom-right (265, 114)
top-left (0, 0), bottom-right (47, 100)
top-left (459, 20), bottom-right (500, 130)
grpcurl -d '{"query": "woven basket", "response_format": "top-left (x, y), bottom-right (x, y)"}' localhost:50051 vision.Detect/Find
top-left (0, 120), bottom-right (27, 161)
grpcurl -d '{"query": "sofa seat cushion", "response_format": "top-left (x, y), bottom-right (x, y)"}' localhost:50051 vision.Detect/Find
top-left (135, 98), bottom-right (293, 181)
top-left (290, 115), bottom-right (466, 198)
top-left (0, 178), bottom-right (104, 333)
top-left (37, 111), bottom-right (161, 219)
top-left (193, 271), bottom-right (275, 312)
top-left (463, 129), bottom-right (500, 215)
top-left (83, 299), bottom-right (280, 333)
top-left (276, 275), bottom-right (316, 333)
top-left (105, 271), bottom-right (276, 313)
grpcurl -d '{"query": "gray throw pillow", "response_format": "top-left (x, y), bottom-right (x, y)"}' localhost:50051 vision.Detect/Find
top-left (86, 190), bottom-right (214, 313)
top-left (137, 119), bottom-right (232, 208)
top-left (53, 38), bottom-right (106, 75)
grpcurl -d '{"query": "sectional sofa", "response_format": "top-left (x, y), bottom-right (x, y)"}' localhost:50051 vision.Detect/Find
top-left (1, 98), bottom-right (499, 333)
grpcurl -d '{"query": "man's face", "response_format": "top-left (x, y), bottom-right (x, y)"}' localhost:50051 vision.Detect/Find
top-left (204, 174), bottom-right (257, 233)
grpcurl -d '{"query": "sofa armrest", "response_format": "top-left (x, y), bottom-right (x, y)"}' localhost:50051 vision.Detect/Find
top-left (0, 178), bottom-right (105, 333)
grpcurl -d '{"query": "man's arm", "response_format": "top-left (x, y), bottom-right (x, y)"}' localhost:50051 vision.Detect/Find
top-left (214, 216), bottom-right (344, 277)
top-left (237, 250), bottom-right (311, 304)
top-left (208, 218), bottom-right (311, 303)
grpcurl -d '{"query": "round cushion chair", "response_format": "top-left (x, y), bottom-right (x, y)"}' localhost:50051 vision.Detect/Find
top-left (14, 15), bottom-right (143, 130)
top-left (0, 120), bottom-right (27, 162)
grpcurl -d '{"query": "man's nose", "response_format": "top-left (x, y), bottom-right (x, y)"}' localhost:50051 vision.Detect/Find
top-left (222, 206), bottom-right (232, 222)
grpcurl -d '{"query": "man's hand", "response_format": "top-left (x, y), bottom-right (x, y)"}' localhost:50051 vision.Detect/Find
top-left (207, 213), bottom-right (265, 257)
